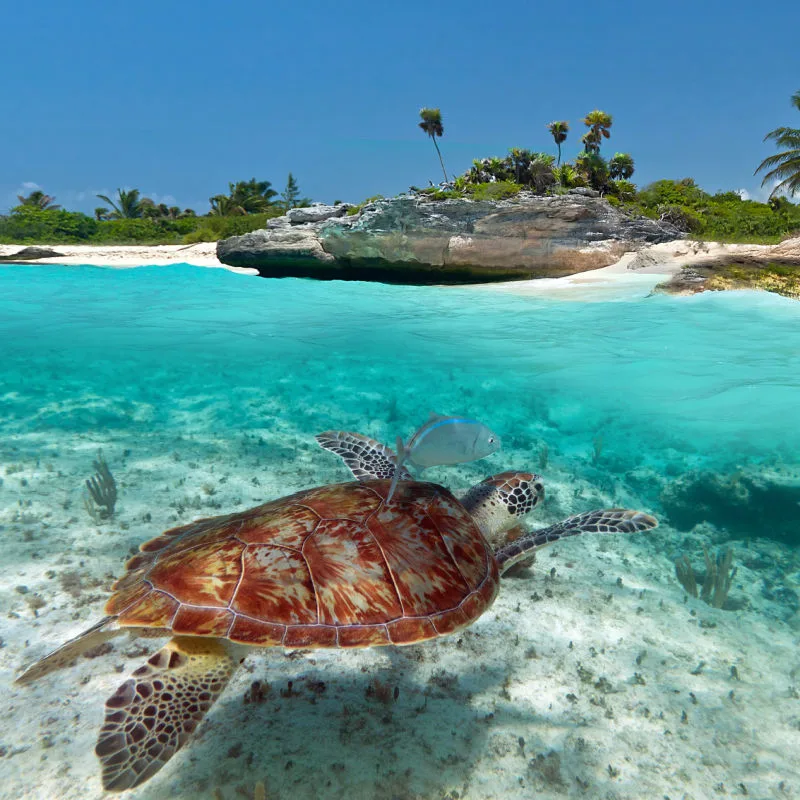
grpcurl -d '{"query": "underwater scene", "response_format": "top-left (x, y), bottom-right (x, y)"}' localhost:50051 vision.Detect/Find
top-left (2, 263), bottom-right (800, 800)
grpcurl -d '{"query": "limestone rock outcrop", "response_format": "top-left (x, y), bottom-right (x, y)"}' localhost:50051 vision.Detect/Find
top-left (217, 193), bottom-right (683, 284)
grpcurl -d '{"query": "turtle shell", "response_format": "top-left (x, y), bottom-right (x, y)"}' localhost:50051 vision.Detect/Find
top-left (106, 480), bottom-right (499, 648)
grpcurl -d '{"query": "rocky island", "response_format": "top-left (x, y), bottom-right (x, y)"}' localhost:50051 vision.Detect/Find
top-left (216, 191), bottom-right (683, 284)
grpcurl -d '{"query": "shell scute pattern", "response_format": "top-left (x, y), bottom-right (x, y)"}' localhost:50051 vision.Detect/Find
top-left (119, 591), bottom-right (180, 628)
top-left (146, 538), bottom-right (245, 607)
top-left (236, 503), bottom-right (320, 549)
top-left (425, 492), bottom-right (492, 588)
top-left (233, 546), bottom-right (316, 624)
top-left (107, 481), bottom-right (498, 647)
top-left (171, 606), bottom-right (234, 637)
top-left (299, 482), bottom-right (384, 522)
top-left (367, 505), bottom-right (470, 617)
top-left (303, 519), bottom-right (403, 625)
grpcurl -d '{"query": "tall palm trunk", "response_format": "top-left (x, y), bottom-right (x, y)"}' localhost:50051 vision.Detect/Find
top-left (557, 142), bottom-right (562, 166)
top-left (430, 135), bottom-right (449, 183)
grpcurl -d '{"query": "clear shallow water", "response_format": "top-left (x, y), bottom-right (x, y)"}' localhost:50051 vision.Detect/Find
top-left (2, 264), bottom-right (799, 466)
top-left (2, 264), bottom-right (800, 799)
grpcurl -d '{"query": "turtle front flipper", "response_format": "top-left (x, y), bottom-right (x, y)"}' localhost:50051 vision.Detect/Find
top-left (495, 508), bottom-right (658, 575)
top-left (315, 430), bottom-right (414, 482)
top-left (96, 636), bottom-right (238, 792)
top-left (15, 616), bottom-right (120, 685)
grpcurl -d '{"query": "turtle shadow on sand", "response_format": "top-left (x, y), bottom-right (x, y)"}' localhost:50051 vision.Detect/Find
top-left (140, 648), bottom-right (575, 800)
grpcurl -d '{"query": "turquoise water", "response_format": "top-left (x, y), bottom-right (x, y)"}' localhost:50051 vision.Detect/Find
top-left (3, 264), bottom-right (799, 468)
top-left (2, 264), bottom-right (800, 799)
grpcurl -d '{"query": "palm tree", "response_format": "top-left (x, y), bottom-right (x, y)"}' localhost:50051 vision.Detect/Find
top-left (755, 90), bottom-right (800, 198)
top-left (221, 179), bottom-right (278, 214)
top-left (609, 153), bottom-right (635, 180)
top-left (582, 110), bottom-right (613, 154)
top-left (528, 153), bottom-right (556, 193)
top-left (209, 195), bottom-right (245, 216)
top-left (16, 190), bottom-right (61, 210)
top-left (418, 108), bottom-right (449, 183)
top-left (576, 152), bottom-right (610, 191)
top-left (509, 148), bottom-right (532, 183)
top-left (96, 188), bottom-right (143, 219)
top-left (547, 121), bottom-right (569, 165)
top-left (94, 207), bottom-right (110, 221)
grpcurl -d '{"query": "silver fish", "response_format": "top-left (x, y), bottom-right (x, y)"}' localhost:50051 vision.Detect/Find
top-left (387, 413), bottom-right (501, 501)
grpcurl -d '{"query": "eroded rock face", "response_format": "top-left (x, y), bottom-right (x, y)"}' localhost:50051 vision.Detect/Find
top-left (217, 193), bottom-right (682, 284)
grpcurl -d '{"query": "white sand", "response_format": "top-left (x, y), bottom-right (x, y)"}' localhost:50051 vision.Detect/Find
top-left (470, 237), bottom-right (800, 301)
top-left (0, 243), bottom-right (258, 274)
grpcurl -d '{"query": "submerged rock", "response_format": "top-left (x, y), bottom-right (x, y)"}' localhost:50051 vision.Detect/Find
top-left (217, 193), bottom-right (682, 284)
top-left (660, 467), bottom-right (800, 544)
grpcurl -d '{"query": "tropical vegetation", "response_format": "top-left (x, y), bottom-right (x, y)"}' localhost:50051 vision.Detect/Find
top-left (755, 89), bottom-right (800, 199)
top-left (0, 174), bottom-right (311, 245)
top-left (16, 190), bottom-right (61, 211)
top-left (406, 103), bottom-right (799, 244)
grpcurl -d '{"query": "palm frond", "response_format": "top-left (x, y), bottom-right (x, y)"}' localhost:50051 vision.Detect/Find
top-left (757, 156), bottom-right (800, 182)
top-left (755, 149), bottom-right (800, 171)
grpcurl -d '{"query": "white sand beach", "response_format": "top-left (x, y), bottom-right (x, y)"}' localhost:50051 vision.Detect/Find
top-left (471, 237), bottom-right (800, 301)
top-left (0, 243), bottom-right (245, 271)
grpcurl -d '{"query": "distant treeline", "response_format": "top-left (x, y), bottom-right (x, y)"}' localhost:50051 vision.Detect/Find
top-left (0, 176), bottom-right (307, 245)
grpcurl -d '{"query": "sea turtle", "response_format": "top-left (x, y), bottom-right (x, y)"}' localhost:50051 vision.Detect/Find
top-left (16, 433), bottom-right (657, 792)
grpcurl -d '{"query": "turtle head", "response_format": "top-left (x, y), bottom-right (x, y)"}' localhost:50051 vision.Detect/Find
top-left (461, 471), bottom-right (544, 547)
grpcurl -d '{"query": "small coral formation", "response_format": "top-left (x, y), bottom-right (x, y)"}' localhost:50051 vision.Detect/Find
top-left (83, 450), bottom-right (117, 521)
top-left (674, 547), bottom-right (738, 609)
top-left (661, 468), bottom-right (800, 544)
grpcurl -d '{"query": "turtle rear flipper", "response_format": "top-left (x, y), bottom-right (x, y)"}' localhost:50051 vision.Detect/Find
top-left (97, 636), bottom-right (237, 792)
top-left (15, 616), bottom-right (120, 685)
top-left (495, 509), bottom-right (658, 574)
top-left (315, 430), bottom-right (413, 482)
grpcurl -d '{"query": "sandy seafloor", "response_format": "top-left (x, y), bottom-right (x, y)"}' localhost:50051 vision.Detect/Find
top-left (1, 262), bottom-right (800, 800)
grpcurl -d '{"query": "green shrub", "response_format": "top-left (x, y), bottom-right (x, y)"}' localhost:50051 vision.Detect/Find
top-left (628, 179), bottom-right (800, 242)
top-left (608, 179), bottom-right (637, 201)
top-left (181, 212), bottom-right (281, 243)
top-left (346, 195), bottom-right (385, 216)
top-left (0, 207), bottom-right (98, 243)
top-left (553, 164), bottom-right (586, 189)
top-left (417, 188), bottom-right (462, 201)
top-left (657, 204), bottom-right (705, 233)
top-left (637, 178), bottom-right (707, 209)
top-left (91, 218), bottom-right (201, 243)
top-left (467, 181), bottom-right (523, 201)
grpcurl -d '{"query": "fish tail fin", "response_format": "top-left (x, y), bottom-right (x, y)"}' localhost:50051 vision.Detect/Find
top-left (386, 436), bottom-right (408, 502)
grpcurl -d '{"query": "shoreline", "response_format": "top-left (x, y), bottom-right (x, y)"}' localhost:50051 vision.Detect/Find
top-left (469, 236), bottom-right (800, 300)
top-left (0, 242), bottom-right (257, 274)
top-left (1, 238), bottom-right (798, 299)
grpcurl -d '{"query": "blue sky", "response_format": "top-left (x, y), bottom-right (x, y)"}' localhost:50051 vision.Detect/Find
top-left (2, 0), bottom-right (799, 214)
